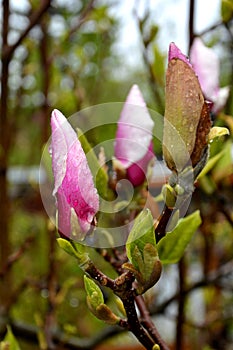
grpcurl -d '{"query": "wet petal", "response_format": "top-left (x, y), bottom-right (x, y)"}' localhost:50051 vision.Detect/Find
top-left (115, 84), bottom-right (154, 168)
top-left (51, 109), bottom-right (99, 235)
top-left (127, 141), bottom-right (154, 186)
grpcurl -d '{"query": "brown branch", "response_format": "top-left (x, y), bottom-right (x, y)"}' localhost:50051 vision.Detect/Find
top-left (197, 20), bottom-right (225, 37)
top-left (2, 0), bottom-right (51, 61)
top-left (0, 320), bottom-right (125, 350)
top-left (133, 7), bottom-right (164, 113)
top-left (0, 3), bottom-right (11, 299)
top-left (122, 294), bottom-right (155, 350)
top-left (136, 295), bottom-right (170, 350)
top-left (40, 17), bottom-right (51, 145)
top-left (155, 205), bottom-right (174, 243)
top-left (0, 236), bottom-right (35, 278)
top-left (67, 0), bottom-right (96, 40)
top-left (188, 0), bottom-right (195, 51)
top-left (153, 260), bottom-right (233, 315)
top-left (44, 228), bottom-right (58, 349)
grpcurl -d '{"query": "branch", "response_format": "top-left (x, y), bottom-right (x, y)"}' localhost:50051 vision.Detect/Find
top-left (154, 260), bottom-right (233, 314)
top-left (188, 0), bottom-right (195, 51)
top-left (133, 6), bottom-right (164, 113)
top-left (197, 20), bottom-right (225, 37)
top-left (2, 0), bottom-right (51, 61)
top-left (136, 295), bottom-right (170, 350)
top-left (0, 236), bottom-right (34, 278)
top-left (0, 320), bottom-right (125, 350)
top-left (155, 205), bottom-right (173, 243)
top-left (66, 0), bottom-right (96, 40)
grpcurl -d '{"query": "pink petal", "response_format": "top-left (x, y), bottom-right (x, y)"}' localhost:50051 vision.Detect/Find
top-left (51, 109), bottom-right (99, 235)
top-left (114, 84), bottom-right (154, 168)
top-left (57, 189), bottom-right (71, 238)
top-left (127, 141), bottom-right (154, 186)
top-left (168, 42), bottom-right (192, 67)
top-left (212, 86), bottom-right (230, 114)
top-left (190, 38), bottom-right (219, 101)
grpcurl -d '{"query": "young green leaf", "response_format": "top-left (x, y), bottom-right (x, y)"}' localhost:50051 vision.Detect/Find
top-left (126, 209), bottom-right (156, 265)
top-left (125, 209), bottom-right (162, 293)
top-left (57, 238), bottom-right (89, 266)
top-left (84, 276), bottom-right (120, 324)
top-left (208, 126), bottom-right (229, 141)
top-left (157, 210), bottom-right (201, 264)
top-left (84, 275), bottom-right (104, 308)
top-left (1, 326), bottom-right (21, 350)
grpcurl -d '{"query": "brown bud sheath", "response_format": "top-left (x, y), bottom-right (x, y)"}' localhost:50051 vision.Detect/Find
top-left (163, 45), bottom-right (211, 173)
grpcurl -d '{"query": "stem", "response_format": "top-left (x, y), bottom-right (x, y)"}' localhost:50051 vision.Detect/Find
top-left (188, 0), bottom-right (195, 51)
top-left (175, 258), bottom-right (186, 350)
top-left (0, 0), bottom-right (11, 317)
top-left (40, 17), bottom-right (51, 145)
top-left (136, 295), bottom-right (170, 350)
top-left (84, 261), bottom-right (156, 349)
top-left (44, 227), bottom-right (57, 349)
top-left (122, 294), bottom-right (155, 350)
top-left (155, 205), bottom-right (173, 243)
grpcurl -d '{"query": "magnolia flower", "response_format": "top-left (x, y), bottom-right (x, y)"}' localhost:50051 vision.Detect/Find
top-left (114, 84), bottom-right (155, 186)
top-left (163, 42), bottom-right (211, 172)
top-left (51, 109), bottom-right (99, 238)
top-left (190, 37), bottom-right (229, 114)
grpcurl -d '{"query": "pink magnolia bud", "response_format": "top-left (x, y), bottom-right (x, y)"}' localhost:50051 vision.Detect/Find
top-left (51, 109), bottom-right (99, 238)
top-left (190, 38), bottom-right (229, 113)
top-left (114, 84), bottom-right (155, 186)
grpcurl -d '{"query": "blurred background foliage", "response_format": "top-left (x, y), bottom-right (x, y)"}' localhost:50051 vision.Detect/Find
top-left (0, 0), bottom-right (233, 349)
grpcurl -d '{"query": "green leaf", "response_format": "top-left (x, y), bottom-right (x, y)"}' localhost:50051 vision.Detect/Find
top-left (77, 128), bottom-right (111, 200)
top-left (125, 210), bottom-right (161, 293)
top-left (84, 275), bottom-right (104, 308)
top-left (221, 0), bottom-right (233, 22)
top-left (1, 326), bottom-right (21, 350)
top-left (83, 276), bottom-right (120, 324)
top-left (157, 210), bottom-right (201, 264)
top-left (208, 126), bottom-right (229, 141)
top-left (126, 209), bottom-right (156, 267)
top-left (57, 238), bottom-right (89, 266)
top-left (212, 140), bottom-right (233, 182)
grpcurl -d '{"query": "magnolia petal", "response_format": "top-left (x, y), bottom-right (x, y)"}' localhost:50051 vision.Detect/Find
top-left (51, 110), bottom-right (69, 195)
top-left (127, 141), bottom-right (154, 186)
top-left (115, 84), bottom-right (154, 168)
top-left (57, 189), bottom-right (71, 238)
top-left (169, 42), bottom-right (192, 67)
top-left (51, 109), bottom-right (99, 235)
top-left (60, 135), bottom-right (99, 234)
top-left (190, 38), bottom-right (219, 101)
top-left (212, 86), bottom-right (230, 113)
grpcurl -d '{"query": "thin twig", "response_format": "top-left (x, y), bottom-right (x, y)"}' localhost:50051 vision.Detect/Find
top-left (188, 0), bottom-right (195, 51)
top-left (153, 260), bottom-right (233, 314)
top-left (0, 236), bottom-right (34, 278)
